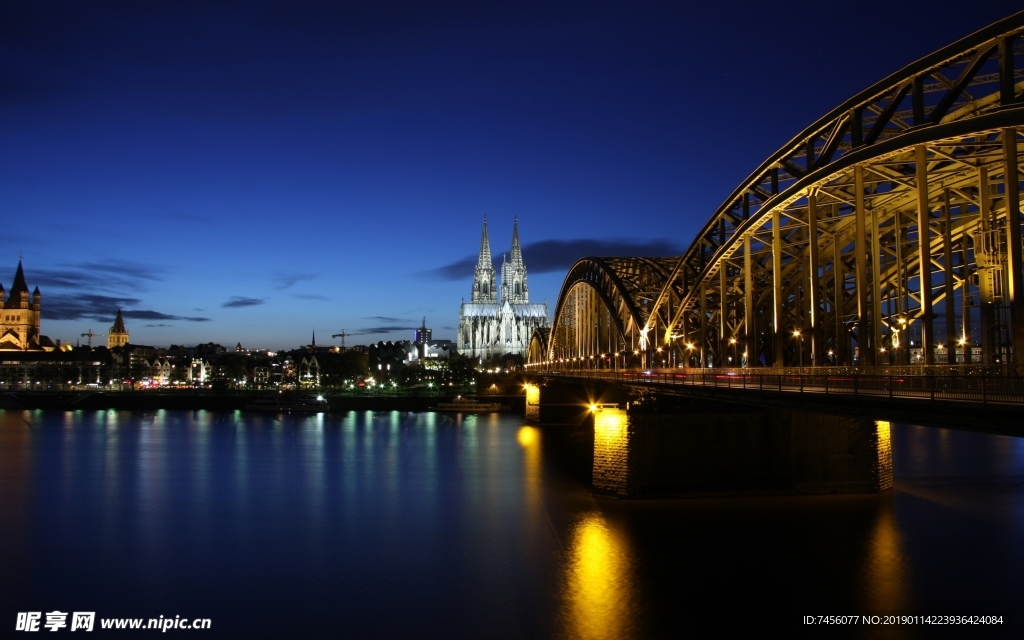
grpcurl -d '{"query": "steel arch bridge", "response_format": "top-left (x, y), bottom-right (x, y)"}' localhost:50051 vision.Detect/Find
top-left (530, 11), bottom-right (1024, 373)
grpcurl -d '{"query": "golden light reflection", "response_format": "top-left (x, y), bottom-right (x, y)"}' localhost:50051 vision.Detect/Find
top-left (518, 427), bottom-right (541, 517)
top-left (563, 513), bottom-right (634, 640)
top-left (862, 501), bottom-right (909, 614)
top-left (517, 426), bottom-right (538, 448)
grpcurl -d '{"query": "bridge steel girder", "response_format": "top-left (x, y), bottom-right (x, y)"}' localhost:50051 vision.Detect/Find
top-left (636, 11), bottom-right (1024, 370)
top-left (540, 257), bottom-right (678, 369)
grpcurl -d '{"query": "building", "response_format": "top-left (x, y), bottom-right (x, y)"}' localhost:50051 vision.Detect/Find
top-left (108, 309), bottom-right (130, 348)
top-left (0, 261), bottom-right (57, 351)
top-left (458, 218), bottom-right (549, 362)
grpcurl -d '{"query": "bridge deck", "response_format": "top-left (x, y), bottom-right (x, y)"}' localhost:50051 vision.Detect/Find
top-left (535, 368), bottom-right (1024, 434)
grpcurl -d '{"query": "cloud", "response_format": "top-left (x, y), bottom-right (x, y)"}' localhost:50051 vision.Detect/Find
top-left (421, 238), bottom-right (685, 280)
top-left (145, 324), bottom-right (172, 327)
top-left (424, 256), bottom-right (477, 281)
top-left (273, 272), bottom-right (318, 290)
top-left (44, 293), bottom-right (210, 322)
top-left (45, 294), bottom-right (142, 322)
top-left (363, 315), bottom-right (404, 322)
top-left (20, 260), bottom-right (209, 323)
top-left (222, 296), bottom-right (266, 308)
top-left (359, 325), bottom-right (418, 334)
top-left (292, 293), bottom-right (329, 301)
top-left (122, 310), bottom-right (210, 322)
top-left (29, 260), bottom-right (165, 292)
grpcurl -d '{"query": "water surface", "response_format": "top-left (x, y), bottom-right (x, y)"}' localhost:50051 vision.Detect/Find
top-left (1, 409), bottom-right (1022, 637)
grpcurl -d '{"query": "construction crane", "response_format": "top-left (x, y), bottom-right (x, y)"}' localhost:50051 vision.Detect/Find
top-left (81, 329), bottom-right (98, 347)
top-left (331, 330), bottom-right (351, 352)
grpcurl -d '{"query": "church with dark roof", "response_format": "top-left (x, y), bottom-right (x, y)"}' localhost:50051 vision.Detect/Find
top-left (0, 261), bottom-right (57, 351)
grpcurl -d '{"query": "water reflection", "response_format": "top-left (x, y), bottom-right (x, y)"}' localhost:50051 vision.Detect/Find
top-left (562, 513), bottom-right (635, 640)
top-left (861, 500), bottom-right (910, 613)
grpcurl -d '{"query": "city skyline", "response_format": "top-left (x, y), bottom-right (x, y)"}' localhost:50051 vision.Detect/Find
top-left (3, 0), bottom-right (1020, 349)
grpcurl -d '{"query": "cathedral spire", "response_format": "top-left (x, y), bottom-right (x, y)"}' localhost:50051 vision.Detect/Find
top-left (501, 218), bottom-right (529, 304)
top-left (510, 216), bottom-right (523, 267)
top-left (471, 217), bottom-right (497, 303)
top-left (477, 216), bottom-right (492, 267)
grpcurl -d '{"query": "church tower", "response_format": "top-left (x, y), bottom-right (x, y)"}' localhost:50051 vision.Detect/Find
top-left (471, 217), bottom-right (497, 303)
top-left (501, 217), bottom-right (529, 304)
top-left (108, 309), bottom-right (130, 349)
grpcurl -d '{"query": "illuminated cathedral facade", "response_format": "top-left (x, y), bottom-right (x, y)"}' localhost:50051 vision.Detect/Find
top-left (458, 218), bottom-right (549, 362)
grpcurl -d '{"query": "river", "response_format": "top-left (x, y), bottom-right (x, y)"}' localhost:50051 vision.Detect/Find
top-left (1, 409), bottom-right (1022, 637)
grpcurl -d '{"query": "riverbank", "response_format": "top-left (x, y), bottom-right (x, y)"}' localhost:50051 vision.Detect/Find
top-left (0, 390), bottom-right (526, 413)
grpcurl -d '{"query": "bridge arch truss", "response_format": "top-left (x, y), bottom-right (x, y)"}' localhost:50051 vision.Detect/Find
top-left (530, 11), bottom-right (1024, 371)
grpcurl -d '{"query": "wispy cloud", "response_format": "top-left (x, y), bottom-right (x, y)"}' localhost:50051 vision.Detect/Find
top-left (29, 260), bottom-right (165, 292)
top-left (293, 293), bottom-right (329, 301)
top-left (122, 310), bottom-right (210, 322)
top-left (273, 272), bottom-right (318, 290)
top-left (222, 296), bottom-right (266, 308)
top-left (44, 293), bottom-right (209, 323)
top-left (24, 261), bottom-right (208, 323)
top-left (360, 325), bottom-right (418, 334)
top-left (421, 238), bottom-right (685, 280)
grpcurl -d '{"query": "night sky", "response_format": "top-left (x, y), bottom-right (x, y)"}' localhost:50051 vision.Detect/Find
top-left (3, 1), bottom-right (1021, 349)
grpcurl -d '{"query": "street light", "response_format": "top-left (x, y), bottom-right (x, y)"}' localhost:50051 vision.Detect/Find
top-left (792, 329), bottom-right (803, 371)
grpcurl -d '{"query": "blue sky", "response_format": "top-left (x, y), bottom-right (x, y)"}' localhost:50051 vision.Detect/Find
top-left (2, 1), bottom-right (1020, 349)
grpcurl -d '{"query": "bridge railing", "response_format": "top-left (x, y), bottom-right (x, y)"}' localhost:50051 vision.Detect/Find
top-left (538, 369), bottom-right (1024, 406)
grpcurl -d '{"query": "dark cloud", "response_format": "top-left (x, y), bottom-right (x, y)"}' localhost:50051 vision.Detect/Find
top-left (145, 324), bottom-right (172, 327)
top-left (273, 273), bottom-right (318, 290)
top-left (45, 294), bottom-right (141, 322)
top-left (28, 260), bottom-right (164, 292)
top-left (425, 256), bottom-right (478, 281)
top-left (363, 315), bottom-right (404, 322)
top-left (44, 293), bottom-right (209, 322)
top-left (422, 238), bottom-right (685, 280)
top-left (222, 296), bottom-right (266, 308)
top-left (122, 310), bottom-right (210, 322)
top-left (292, 293), bottom-right (329, 301)
top-left (359, 325), bottom-right (418, 334)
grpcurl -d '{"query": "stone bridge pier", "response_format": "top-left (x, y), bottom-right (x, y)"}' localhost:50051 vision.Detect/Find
top-left (525, 380), bottom-right (892, 498)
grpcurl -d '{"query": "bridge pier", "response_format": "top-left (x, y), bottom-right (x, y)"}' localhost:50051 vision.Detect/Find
top-left (590, 401), bottom-right (892, 499)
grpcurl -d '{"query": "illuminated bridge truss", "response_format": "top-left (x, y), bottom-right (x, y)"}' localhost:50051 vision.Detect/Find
top-left (534, 11), bottom-right (1024, 370)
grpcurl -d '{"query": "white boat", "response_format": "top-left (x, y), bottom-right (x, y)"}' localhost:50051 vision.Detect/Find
top-left (434, 396), bottom-right (510, 413)
top-left (244, 393), bottom-right (329, 413)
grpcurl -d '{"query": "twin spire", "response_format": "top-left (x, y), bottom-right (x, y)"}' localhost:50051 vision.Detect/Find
top-left (472, 217), bottom-right (529, 305)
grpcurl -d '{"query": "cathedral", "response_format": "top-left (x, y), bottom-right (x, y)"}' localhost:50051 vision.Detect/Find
top-left (458, 218), bottom-right (549, 362)
top-left (0, 261), bottom-right (55, 351)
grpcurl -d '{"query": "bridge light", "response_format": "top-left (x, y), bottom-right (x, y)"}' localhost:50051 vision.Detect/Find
top-left (792, 329), bottom-right (801, 338)
top-left (880, 347), bottom-right (886, 353)
top-left (729, 338), bottom-right (737, 345)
